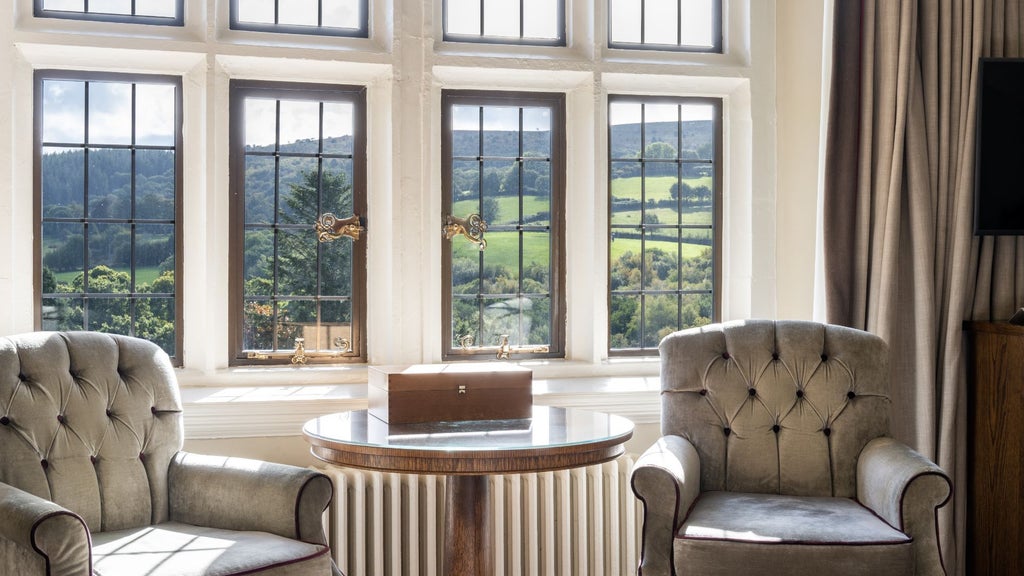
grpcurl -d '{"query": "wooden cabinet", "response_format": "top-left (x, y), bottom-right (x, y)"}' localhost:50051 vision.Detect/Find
top-left (965, 322), bottom-right (1024, 575)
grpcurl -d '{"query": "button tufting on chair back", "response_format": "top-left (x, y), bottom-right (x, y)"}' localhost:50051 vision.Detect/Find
top-left (659, 320), bottom-right (890, 498)
top-left (0, 331), bottom-right (182, 533)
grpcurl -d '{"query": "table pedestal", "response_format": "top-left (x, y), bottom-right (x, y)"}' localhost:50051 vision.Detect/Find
top-left (444, 475), bottom-right (493, 576)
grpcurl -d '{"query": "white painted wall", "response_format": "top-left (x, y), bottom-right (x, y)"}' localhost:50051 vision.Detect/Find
top-left (0, 1), bottom-right (833, 463)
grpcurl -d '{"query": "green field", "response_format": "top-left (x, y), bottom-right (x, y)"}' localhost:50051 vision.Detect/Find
top-left (53, 266), bottom-right (164, 287)
top-left (611, 175), bottom-right (713, 201)
top-left (610, 237), bottom-right (708, 261)
top-left (451, 176), bottom-right (713, 272)
top-left (453, 196), bottom-right (549, 225)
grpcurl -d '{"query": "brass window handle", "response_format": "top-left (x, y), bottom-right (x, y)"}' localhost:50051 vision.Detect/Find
top-left (317, 212), bottom-right (365, 242)
top-left (443, 213), bottom-right (487, 250)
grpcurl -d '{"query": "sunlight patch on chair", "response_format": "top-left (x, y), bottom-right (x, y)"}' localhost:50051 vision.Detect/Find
top-left (93, 527), bottom-right (233, 576)
top-left (685, 525), bottom-right (783, 542)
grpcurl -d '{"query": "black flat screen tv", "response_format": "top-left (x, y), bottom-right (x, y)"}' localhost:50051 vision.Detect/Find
top-left (975, 58), bottom-right (1024, 235)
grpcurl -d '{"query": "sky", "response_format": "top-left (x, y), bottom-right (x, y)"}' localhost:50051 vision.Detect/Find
top-left (42, 79), bottom-right (176, 148)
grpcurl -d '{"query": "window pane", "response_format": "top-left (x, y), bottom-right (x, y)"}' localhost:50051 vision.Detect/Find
top-left (610, 102), bottom-right (642, 158)
top-left (447, 0), bottom-right (481, 35)
top-left (446, 0), bottom-right (562, 44)
top-left (234, 0), bottom-right (366, 36)
top-left (42, 147), bottom-right (85, 218)
top-left (279, 100), bottom-right (321, 149)
top-left (280, 0), bottom-right (319, 26)
top-left (610, 294), bottom-right (641, 349)
top-left (232, 82), bottom-right (366, 364)
top-left (481, 296), bottom-right (522, 346)
top-left (483, 160), bottom-right (517, 226)
top-left (136, 0), bottom-right (178, 17)
top-left (87, 297), bottom-right (129, 333)
top-left (680, 0), bottom-right (715, 48)
top-left (277, 228), bottom-right (318, 296)
top-left (42, 297), bottom-right (83, 331)
top-left (523, 0), bottom-right (558, 39)
top-left (522, 107), bottom-right (551, 156)
top-left (278, 157), bottom-right (320, 224)
top-left (42, 222), bottom-right (85, 291)
top-left (43, 0), bottom-right (85, 10)
top-left (39, 0), bottom-right (180, 23)
top-left (37, 74), bottom-right (181, 360)
top-left (645, 0), bottom-right (678, 44)
top-left (522, 160), bottom-right (550, 226)
top-left (42, 80), bottom-right (85, 144)
top-left (136, 297), bottom-right (175, 355)
top-left (135, 224), bottom-right (174, 280)
top-left (89, 0), bottom-right (132, 14)
top-left (89, 148), bottom-right (132, 219)
top-left (136, 149), bottom-right (176, 220)
top-left (88, 223), bottom-right (132, 289)
top-left (135, 84), bottom-right (176, 146)
top-left (682, 103), bottom-right (715, 160)
top-left (482, 107), bottom-right (520, 157)
top-left (443, 92), bottom-right (563, 360)
top-left (483, 0), bottom-right (520, 38)
top-left (322, 102), bottom-right (355, 154)
top-left (644, 294), bottom-right (679, 348)
top-left (609, 0), bottom-right (641, 43)
top-left (245, 99), bottom-right (278, 147)
top-left (681, 229), bottom-right (713, 289)
top-left (522, 231), bottom-right (550, 291)
top-left (238, 0), bottom-right (276, 24)
top-left (609, 97), bottom-right (718, 355)
top-left (323, 0), bottom-right (360, 28)
top-left (326, 158), bottom-right (355, 209)
top-left (452, 106), bottom-right (481, 157)
top-left (88, 82), bottom-right (133, 145)
top-left (243, 299), bottom-right (276, 350)
top-left (610, 0), bottom-right (719, 52)
top-left (320, 235), bottom-right (353, 296)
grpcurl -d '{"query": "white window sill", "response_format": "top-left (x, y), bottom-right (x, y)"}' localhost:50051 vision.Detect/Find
top-left (179, 374), bottom-right (661, 439)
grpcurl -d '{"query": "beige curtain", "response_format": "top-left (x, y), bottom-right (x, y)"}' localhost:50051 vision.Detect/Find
top-left (824, 1), bottom-right (1024, 574)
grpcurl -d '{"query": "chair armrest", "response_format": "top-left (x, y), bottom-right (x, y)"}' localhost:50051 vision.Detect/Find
top-left (857, 437), bottom-right (951, 576)
top-left (630, 435), bottom-right (700, 576)
top-left (167, 451), bottom-right (333, 546)
top-left (0, 482), bottom-right (91, 576)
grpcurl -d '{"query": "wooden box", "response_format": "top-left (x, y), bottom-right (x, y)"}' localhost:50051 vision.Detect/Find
top-left (368, 363), bottom-right (533, 424)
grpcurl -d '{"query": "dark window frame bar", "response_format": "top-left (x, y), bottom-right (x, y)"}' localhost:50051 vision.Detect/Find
top-left (607, 94), bottom-right (723, 356)
top-left (441, 89), bottom-right (567, 361)
top-left (228, 80), bottom-right (368, 366)
top-left (229, 0), bottom-right (369, 39)
top-left (34, 0), bottom-right (184, 26)
top-left (442, 0), bottom-right (566, 47)
top-left (34, 69), bottom-right (184, 365)
top-left (607, 0), bottom-right (723, 54)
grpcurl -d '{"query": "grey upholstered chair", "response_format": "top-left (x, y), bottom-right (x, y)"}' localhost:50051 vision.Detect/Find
top-left (0, 331), bottom-right (342, 576)
top-left (631, 320), bottom-right (951, 576)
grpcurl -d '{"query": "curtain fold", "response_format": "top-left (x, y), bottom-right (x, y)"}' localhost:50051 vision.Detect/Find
top-left (824, 1), bottom-right (1024, 574)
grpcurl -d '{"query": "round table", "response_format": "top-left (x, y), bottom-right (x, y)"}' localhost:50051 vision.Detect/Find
top-left (303, 406), bottom-right (634, 576)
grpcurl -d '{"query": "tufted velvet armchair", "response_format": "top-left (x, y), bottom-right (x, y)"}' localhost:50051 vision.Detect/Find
top-left (631, 320), bottom-right (951, 576)
top-left (0, 331), bottom-right (342, 576)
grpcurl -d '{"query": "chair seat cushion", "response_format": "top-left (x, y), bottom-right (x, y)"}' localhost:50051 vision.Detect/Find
top-left (675, 492), bottom-right (913, 576)
top-left (91, 522), bottom-right (332, 576)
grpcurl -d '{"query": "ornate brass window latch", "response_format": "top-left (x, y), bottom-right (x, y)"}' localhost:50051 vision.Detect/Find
top-left (317, 212), bottom-right (365, 242)
top-left (443, 213), bottom-right (487, 250)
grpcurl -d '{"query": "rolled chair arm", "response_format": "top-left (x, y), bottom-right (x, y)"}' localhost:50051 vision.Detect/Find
top-left (0, 482), bottom-right (91, 576)
top-left (857, 437), bottom-right (951, 576)
top-left (168, 451), bottom-right (333, 546)
top-left (630, 435), bottom-right (701, 576)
